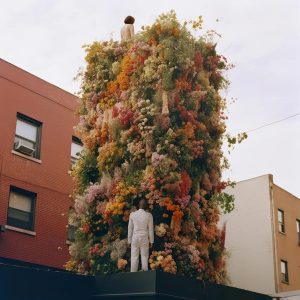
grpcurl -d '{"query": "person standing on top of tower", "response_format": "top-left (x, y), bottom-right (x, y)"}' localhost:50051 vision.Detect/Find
top-left (121, 15), bottom-right (135, 41)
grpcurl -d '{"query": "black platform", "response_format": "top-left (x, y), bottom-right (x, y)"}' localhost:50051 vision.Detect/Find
top-left (93, 271), bottom-right (272, 300)
top-left (0, 262), bottom-right (272, 300)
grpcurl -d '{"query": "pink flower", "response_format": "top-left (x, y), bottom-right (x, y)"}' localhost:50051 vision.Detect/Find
top-left (174, 195), bottom-right (191, 208)
top-left (86, 183), bottom-right (106, 204)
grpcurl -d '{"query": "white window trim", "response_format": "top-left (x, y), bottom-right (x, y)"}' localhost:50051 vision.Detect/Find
top-left (11, 150), bottom-right (42, 164)
top-left (5, 225), bottom-right (36, 236)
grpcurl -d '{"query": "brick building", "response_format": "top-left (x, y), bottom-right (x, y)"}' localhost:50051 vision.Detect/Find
top-left (220, 174), bottom-right (300, 296)
top-left (0, 59), bottom-right (81, 268)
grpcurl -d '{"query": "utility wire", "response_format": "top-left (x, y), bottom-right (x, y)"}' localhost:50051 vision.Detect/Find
top-left (246, 113), bottom-right (300, 133)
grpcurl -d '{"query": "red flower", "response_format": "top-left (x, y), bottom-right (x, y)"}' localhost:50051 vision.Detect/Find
top-left (82, 223), bottom-right (90, 234)
top-left (180, 171), bottom-right (192, 196)
top-left (194, 52), bottom-right (203, 68)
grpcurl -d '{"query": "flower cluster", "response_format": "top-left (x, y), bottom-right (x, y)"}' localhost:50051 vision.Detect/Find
top-left (155, 223), bottom-right (169, 237)
top-left (117, 259), bottom-right (128, 270)
top-left (104, 182), bottom-right (136, 219)
top-left (149, 251), bottom-right (177, 274)
top-left (68, 11), bottom-right (234, 282)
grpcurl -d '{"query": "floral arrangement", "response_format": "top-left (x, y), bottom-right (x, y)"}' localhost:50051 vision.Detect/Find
top-left (149, 251), bottom-right (177, 274)
top-left (66, 11), bottom-right (236, 283)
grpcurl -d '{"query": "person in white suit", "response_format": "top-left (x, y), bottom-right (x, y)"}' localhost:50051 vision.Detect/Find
top-left (128, 199), bottom-right (154, 272)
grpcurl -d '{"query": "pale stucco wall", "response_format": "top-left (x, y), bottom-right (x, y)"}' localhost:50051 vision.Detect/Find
top-left (220, 174), bottom-right (276, 295)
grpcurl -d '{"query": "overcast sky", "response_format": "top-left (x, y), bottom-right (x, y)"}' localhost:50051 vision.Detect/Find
top-left (1, 0), bottom-right (299, 197)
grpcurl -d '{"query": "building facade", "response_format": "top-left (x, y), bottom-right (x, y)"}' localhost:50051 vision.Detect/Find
top-left (221, 174), bottom-right (300, 295)
top-left (0, 59), bottom-right (81, 268)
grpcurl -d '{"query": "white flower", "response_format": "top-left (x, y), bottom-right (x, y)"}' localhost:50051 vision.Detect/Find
top-left (155, 223), bottom-right (168, 237)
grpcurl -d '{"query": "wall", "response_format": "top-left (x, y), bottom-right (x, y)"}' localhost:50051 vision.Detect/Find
top-left (0, 59), bottom-right (78, 268)
top-left (220, 175), bottom-right (276, 295)
top-left (272, 184), bottom-right (300, 292)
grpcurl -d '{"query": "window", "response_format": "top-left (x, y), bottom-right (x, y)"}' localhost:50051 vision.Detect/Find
top-left (297, 219), bottom-right (300, 245)
top-left (278, 209), bottom-right (285, 233)
top-left (7, 186), bottom-right (36, 231)
top-left (280, 260), bottom-right (289, 283)
top-left (14, 113), bottom-right (42, 159)
top-left (67, 225), bottom-right (77, 242)
top-left (71, 136), bottom-right (83, 166)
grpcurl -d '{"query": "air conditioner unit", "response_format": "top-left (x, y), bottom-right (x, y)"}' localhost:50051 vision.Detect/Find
top-left (0, 225), bottom-right (5, 232)
top-left (14, 140), bottom-right (35, 156)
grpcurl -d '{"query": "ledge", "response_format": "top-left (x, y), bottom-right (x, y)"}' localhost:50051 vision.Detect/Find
top-left (11, 150), bottom-right (42, 164)
top-left (93, 271), bottom-right (272, 300)
top-left (278, 231), bottom-right (286, 236)
top-left (0, 267), bottom-right (272, 300)
top-left (5, 225), bottom-right (36, 236)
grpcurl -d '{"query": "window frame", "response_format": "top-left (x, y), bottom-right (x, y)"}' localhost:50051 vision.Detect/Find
top-left (70, 136), bottom-right (83, 166)
top-left (14, 112), bottom-right (42, 159)
top-left (7, 186), bottom-right (37, 232)
top-left (297, 219), bottom-right (300, 246)
top-left (280, 260), bottom-right (289, 284)
top-left (67, 224), bottom-right (77, 242)
top-left (278, 209), bottom-right (285, 234)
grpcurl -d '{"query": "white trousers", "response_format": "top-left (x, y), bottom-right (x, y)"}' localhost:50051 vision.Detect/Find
top-left (130, 235), bottom-right (149, 272)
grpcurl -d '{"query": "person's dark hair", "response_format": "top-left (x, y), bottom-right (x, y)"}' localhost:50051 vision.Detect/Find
top-left (124, 16), bottom-right (135, 24)
top-left (139, 199), bottom-right (148, 210)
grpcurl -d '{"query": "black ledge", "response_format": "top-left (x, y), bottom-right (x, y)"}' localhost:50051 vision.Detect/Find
top-left (0, 261), bottom-right (272, 300)
top-left (93, 271), bottom-right (272, 300)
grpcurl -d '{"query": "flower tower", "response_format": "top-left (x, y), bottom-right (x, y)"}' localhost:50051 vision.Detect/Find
top-left (67, 12), bottom-right (233, 283)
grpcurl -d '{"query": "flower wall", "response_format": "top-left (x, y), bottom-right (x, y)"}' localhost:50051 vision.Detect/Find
top-left (67, 12), bottom-right (233, 283)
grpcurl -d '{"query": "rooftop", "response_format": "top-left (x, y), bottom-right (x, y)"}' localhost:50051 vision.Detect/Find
top-left (0, 58), bottom-right (78, 112)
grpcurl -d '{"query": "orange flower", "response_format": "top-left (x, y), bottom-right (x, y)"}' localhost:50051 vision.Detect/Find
top-left (171, 211), bottom-right (183, 237)
top-left (107, 81), bottom-right (118, 94)
top-left (155, 24), bottom-right (162, 34)
top-left (184, 122), bottom-right (195, 139)
top-left (172, 27), bottom-right (179, 37)
top-left (117, 258), bottom-right (128, 270)
top-left (175, 78), bottom-right (192, 92)
top-left (173, 210), bottom-right (184, 221)
top-left (117, 55), bottom-right (134, 90)
top-left (100, 123), bottom-right (108, 145)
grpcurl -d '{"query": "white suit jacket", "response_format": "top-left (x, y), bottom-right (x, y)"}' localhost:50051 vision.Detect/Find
top-left (128, 209), bottom-right (154, 244)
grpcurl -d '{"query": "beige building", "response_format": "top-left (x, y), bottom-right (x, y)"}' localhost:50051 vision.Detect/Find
top-left (221, 174), bottom-right (300, 296)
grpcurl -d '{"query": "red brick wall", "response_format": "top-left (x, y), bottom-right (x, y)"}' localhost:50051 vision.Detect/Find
top-left (0, 59), bottom-right (79, 268)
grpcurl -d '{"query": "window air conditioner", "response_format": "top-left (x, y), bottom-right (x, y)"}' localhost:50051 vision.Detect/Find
top-left (14, 140), bottom-right (35, 156)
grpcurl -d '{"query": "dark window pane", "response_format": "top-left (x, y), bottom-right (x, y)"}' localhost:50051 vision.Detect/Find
top-left (7, 216), bottom-right (34, 231)
top-left (67, 225), bottom-right (77, 242)
top-left (7, 186), bottom-right (36, 231)
top-left (280, 260), bottom-right (289, 283)
top-left (8, 208), bottom-right (30, 222)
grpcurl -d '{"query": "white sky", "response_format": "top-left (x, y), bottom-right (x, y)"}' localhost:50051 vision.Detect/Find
top-left (1, 0), bottom-right (299, 197)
